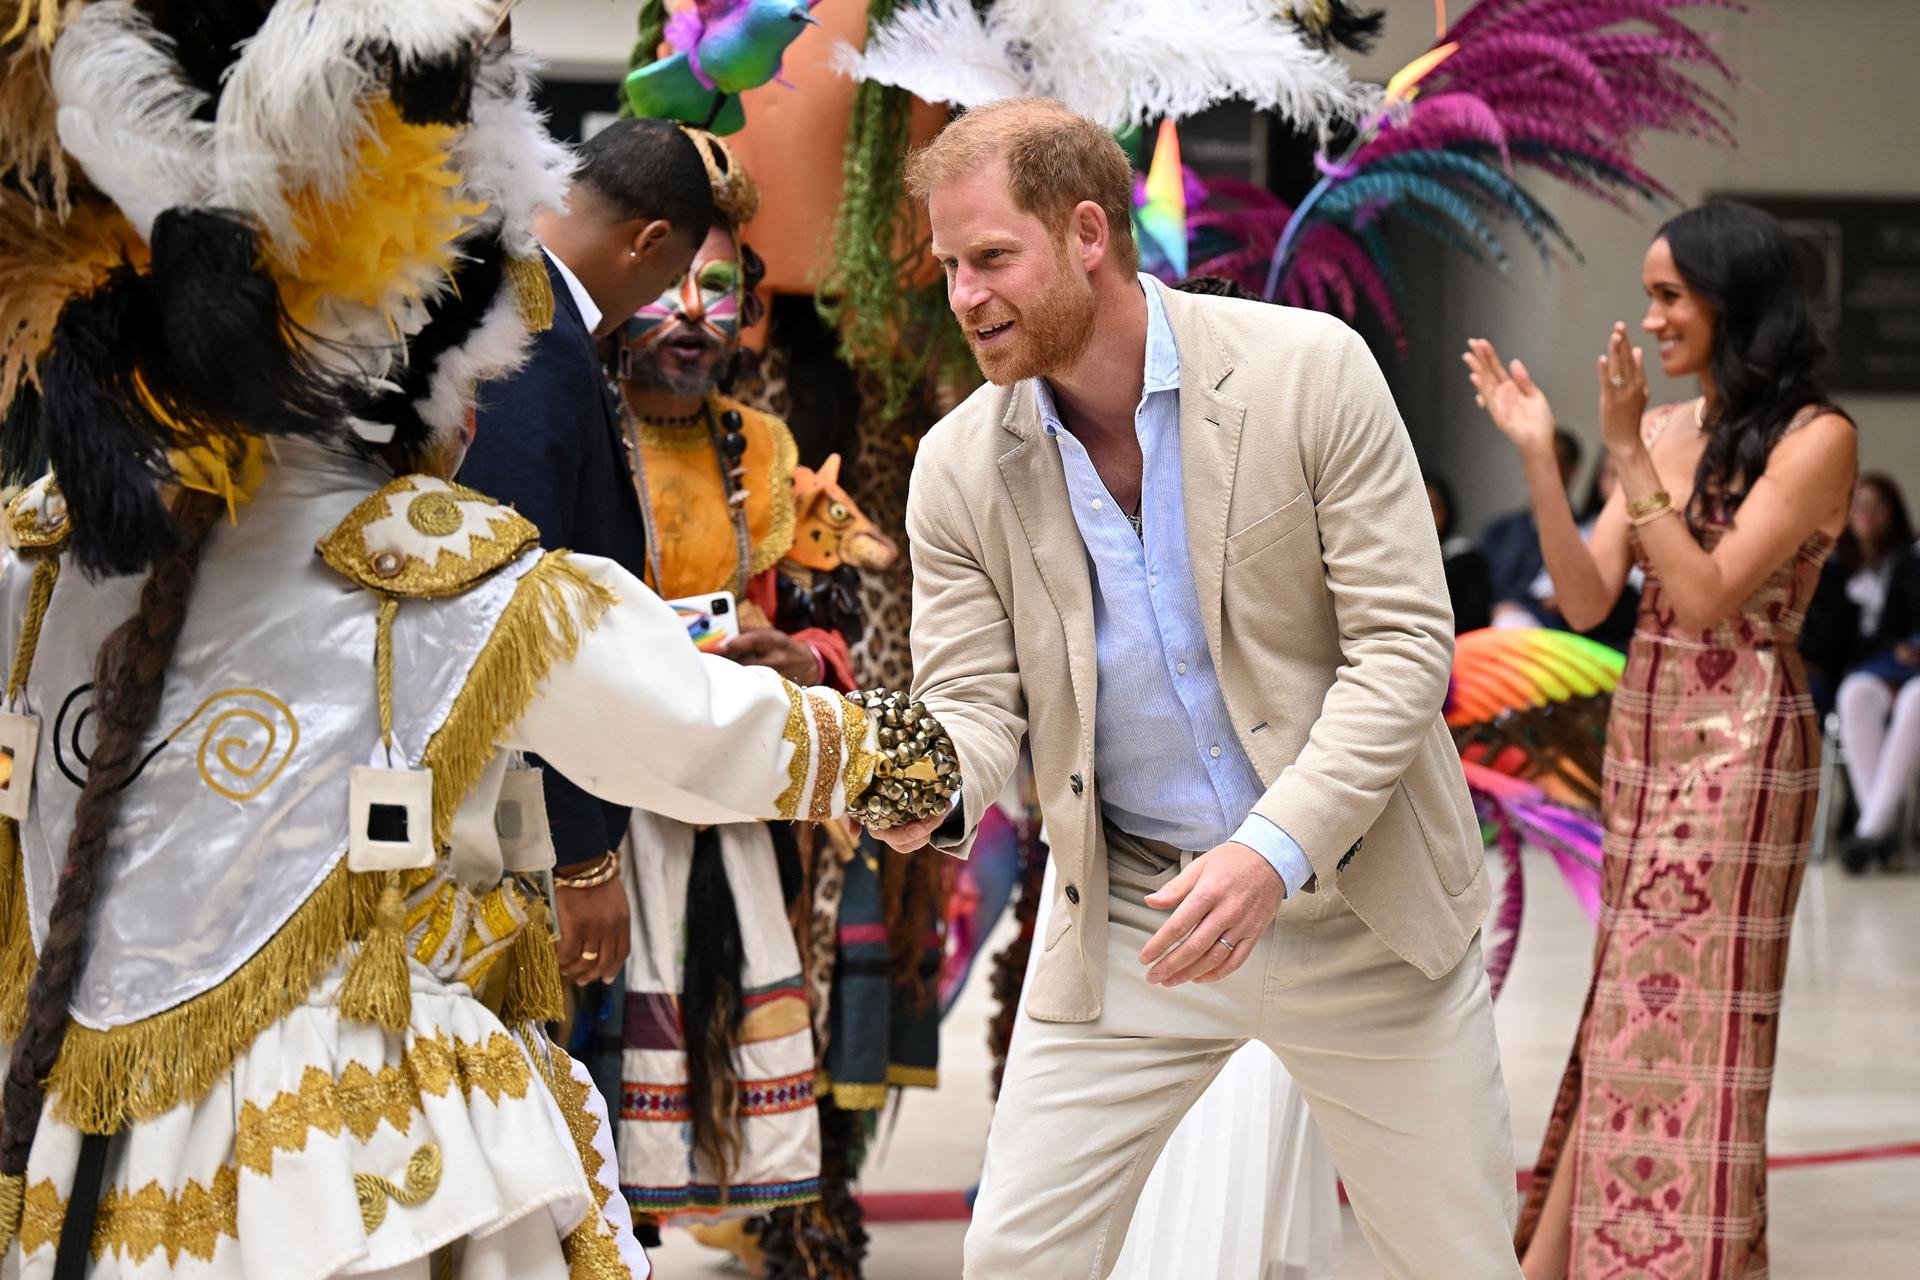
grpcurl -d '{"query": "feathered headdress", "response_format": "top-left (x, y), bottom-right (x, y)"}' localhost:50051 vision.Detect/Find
top-left (833, 0), bottom-right (1379, 136)
top-left (0, 0), bottom-right (574, 575)
top-left (1158, 0), bottom-right (1742, 351)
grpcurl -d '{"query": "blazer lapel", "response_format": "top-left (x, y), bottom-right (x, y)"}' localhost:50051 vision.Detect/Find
top-left (1161, 283), bottom-right (1246, 669)
top-left (994, 387), bottom-right (1099, 745)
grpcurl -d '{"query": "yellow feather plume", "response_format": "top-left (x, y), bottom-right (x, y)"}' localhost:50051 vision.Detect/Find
top-left (272, 100), bottom-right (488, 335)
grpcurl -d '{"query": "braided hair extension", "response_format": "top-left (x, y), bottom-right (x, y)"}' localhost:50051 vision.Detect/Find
top-left (0, 488), bottom-right (224, 1175)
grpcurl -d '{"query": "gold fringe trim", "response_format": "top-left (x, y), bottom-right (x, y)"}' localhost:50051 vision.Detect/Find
top-left (815, 1063), bottom-right (939, 1112)
top-left (0, 817), bottom-right (29, 1041)
top-left (0, 1169), bottom-right (20, 1257)
top-left (420, 551), bottom-right (616, 850)
top-left (45, 863), bottom-right (384, 1133)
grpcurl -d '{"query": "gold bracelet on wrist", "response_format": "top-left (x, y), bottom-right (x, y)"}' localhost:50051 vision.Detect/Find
top-left (554, 849), bottom-right (620, 890)
top-left (1629, 490), bottom-right (1676, 527)
top-left (1628, 495), bottom-right (1674, 529)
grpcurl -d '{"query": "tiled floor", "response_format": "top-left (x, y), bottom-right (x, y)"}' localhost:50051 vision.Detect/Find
top-left (650, 859), bottom-right (1920, 1278)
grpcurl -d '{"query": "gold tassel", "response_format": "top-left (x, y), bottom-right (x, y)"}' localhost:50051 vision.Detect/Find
top-left (338, 871), bottom-right (413, 1034)
top-left (500, 893), bottom-right (566, 1024)
top-left (0, 817), bottom-right (31, 1042)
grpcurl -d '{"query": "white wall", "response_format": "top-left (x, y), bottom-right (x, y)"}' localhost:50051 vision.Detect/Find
top-left (511, 0), bottom-right (640, 79)
top-left (1346, 1), bottom-right (1920, 532)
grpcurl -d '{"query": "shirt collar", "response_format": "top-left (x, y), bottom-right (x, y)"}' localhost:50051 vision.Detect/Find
top-left (1035, 275), bottom-right (1181, 436)
top-left (542, 245), bottom-right (603, 336)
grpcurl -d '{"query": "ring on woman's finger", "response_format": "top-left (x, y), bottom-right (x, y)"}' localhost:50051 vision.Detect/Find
top-left (1609, 376), bottom-right (1626, 388)
top-left (579, 948), bottom-right (600, 962)
top-left (1475, 395), bottom-right (1486, 408)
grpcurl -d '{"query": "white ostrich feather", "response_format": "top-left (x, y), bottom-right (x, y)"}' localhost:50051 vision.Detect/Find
top-left (841, 0), bottom-right (1374, 133)
top-left (51, 0), bottom-right (214, 242)
top-left (829, 0), bottom-right (1024, 111)
top-left (454, 47), bottom-right (576, 260)
top-left (415, 285), bottom-right (532, 441)
top-left (214, 0), bottom-right (499, 254)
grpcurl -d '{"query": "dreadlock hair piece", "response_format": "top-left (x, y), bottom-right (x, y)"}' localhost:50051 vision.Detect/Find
top-left (681, 824), bottom-right (746, 1197)
top-left (0, 488), bottom-right (224, 1181)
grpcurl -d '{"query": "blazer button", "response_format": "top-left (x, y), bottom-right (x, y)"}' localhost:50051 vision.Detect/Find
top-left (1064, 884), bottom-right (1081, 905)
top-left (1069, 773), bottom-right (1085, 796)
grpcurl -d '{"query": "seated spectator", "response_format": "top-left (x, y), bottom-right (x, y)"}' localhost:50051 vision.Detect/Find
top-left (1427, 472), bottom-right (1492, 632)
top-left (1484, 426), bottom-right (1581, 628)
top-left (1827, 475), bottom-right (1920, 871)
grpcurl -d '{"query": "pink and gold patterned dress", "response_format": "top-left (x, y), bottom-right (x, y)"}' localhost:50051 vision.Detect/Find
top-left (1515, 515), bottom-right (1833, 1279)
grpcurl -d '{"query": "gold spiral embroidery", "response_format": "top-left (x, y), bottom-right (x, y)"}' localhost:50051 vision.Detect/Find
top-left (167, 688), bottom-right (300, 802)
top-left (355, 1142), bottom-right (443, 1235)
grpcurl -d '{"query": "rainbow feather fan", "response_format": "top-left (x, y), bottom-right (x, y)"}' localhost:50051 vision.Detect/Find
top-left (1447, 629), bottom-right (1625, 998)
top-left (1164, 0), bottom-right (1742, 335)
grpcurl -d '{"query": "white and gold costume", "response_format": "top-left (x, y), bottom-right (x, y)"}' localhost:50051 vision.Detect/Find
top-left (0, 4), bottom-right (951, 1277)
top-left (0, 440), bottom-right (882, 1280)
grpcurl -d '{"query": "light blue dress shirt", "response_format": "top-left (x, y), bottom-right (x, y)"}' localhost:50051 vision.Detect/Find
top-left (1035, 277), bottom-right (1312, 893)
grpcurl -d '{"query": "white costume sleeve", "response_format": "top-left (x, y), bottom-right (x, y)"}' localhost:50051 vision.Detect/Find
top-left (508, 554), bottom-right (876, 826)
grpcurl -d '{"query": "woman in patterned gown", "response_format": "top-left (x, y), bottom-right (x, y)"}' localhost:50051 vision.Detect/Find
top-left (1464, 200), bottom-right (1857, 1280)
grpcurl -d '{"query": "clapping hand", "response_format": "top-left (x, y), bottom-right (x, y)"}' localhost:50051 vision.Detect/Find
top-left (1597, 322), bottom-right (1651, 455)
top-left (1463, 339), bottom-right (1557, 462)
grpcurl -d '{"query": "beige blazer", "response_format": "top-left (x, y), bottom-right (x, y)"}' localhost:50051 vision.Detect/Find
top-left (906, 280), bottom-right (1490, 1023)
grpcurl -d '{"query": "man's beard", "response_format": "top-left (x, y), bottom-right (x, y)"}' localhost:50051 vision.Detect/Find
top-left (965, 253), bottom-right (1098, 386)
top-left (625, 336), bottom-right (726, 399)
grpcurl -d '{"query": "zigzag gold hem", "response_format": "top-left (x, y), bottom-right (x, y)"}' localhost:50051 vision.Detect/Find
top-left (45, 862), bottom-right (384, 1133)
top-left (420, 551), bottom-right (615, 849)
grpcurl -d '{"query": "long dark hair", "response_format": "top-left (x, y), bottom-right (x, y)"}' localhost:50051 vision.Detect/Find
top-left (1, 490), bottom-right (224, 1177)
top-left (1661, 201), bottom-right (1844, 531)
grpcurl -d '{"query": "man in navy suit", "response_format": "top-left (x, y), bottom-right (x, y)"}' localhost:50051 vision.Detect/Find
top-left (460, 117), bottom-right (717, 988)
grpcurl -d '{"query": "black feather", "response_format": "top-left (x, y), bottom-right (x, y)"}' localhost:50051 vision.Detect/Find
top-left (360, 230), bottom-right (508, 455)
top-left (41, 268), bottom-right (181, 577)
top-left (387, 45), bottom-right (479, 127)
top-left (1302, 2), bottom-right (1385, 54)
top-left (41, 209), bottom-right (359, 576)
top-left (138, 0), bottom-right (277, 121)
top-left (0, 383), bottom-right (45, 490)
top-left (144, 208), bottom-right (359, 440)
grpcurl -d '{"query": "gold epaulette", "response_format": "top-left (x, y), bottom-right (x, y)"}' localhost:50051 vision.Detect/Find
top-left (317, 475), bottom-right (538, 597)
top-left (4, 474), bottom-right (68, 552)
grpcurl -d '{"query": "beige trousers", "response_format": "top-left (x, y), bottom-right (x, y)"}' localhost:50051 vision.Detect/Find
top-left (966, 830), bottom-right (1521, 1280)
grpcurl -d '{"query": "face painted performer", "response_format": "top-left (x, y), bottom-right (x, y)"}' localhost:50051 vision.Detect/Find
top-left (0, 6), bottom-right (955, 1277)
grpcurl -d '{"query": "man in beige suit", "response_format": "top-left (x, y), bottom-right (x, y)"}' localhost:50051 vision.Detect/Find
top-left (872, 99), bottom-right (1521, 1278)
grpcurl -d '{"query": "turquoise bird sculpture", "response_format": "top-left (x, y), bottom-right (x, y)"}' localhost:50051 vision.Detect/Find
top-left (623, 0), bottom-right (822, 135)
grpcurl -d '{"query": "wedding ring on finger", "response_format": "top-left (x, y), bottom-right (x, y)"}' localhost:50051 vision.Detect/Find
top-left (1214, 937), bottom-right (1236, 953)
top-left (579, 949), bottom-right (600, 962)
top-left (1610, 375), bottom-right (1627, 387)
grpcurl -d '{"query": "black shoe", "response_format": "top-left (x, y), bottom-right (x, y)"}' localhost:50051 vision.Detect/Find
top-left (1839, 835), bottom-right (1886, 874)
